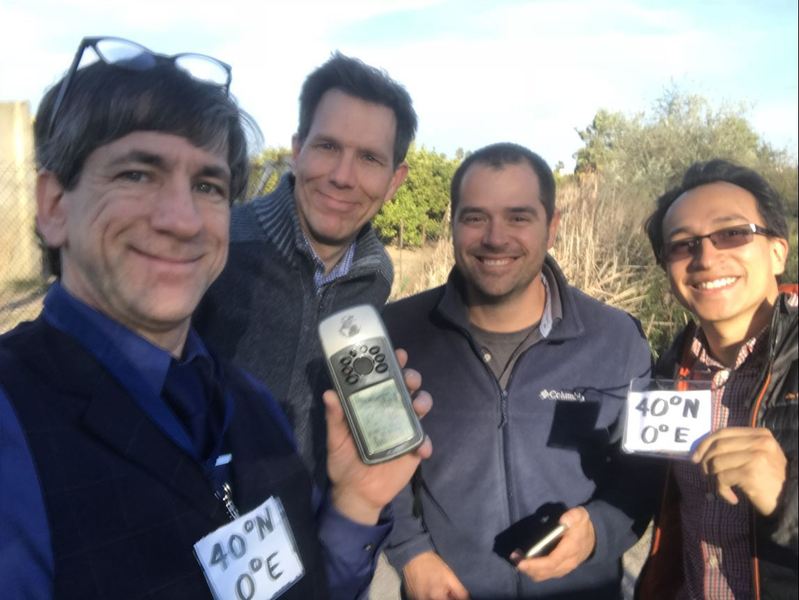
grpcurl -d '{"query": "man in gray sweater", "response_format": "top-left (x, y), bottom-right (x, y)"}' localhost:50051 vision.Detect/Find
top-left (195, 53), bottom-right (417, 484)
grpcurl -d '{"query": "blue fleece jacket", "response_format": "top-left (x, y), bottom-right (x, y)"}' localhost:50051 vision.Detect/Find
top-left (383, 258), bottom-right (658, 599)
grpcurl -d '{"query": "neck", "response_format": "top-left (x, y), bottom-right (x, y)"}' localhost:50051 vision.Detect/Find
top-left (701, 295), bottom-right (777, 367)
top-left (60, 277), bottom-right (189, 359)
top-left (308, 237), bottom-right (350, 274)
top-left (465, 276), bottom-right (546, 333)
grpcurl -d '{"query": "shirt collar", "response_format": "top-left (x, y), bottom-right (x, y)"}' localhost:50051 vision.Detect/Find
top-left (42, 282), bottom-right (211, 399)
top-left (306, 237), bottom-right (357, 291)
top-left (441, 261), bottom-right (561, 337)
top-left (689, 325), bottom-right (768, 372)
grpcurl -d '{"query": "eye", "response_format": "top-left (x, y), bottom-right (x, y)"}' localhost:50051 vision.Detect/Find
top-left (116, 170), bottom-right (148, 182)
top-left (195, 181), bottom-right (227, 199)
top-left (719, 227), bottom-right (749, 239)
top-left (361, 152), bottom-right (384, 166)
top-left (316, 141), bottom-right (337, 152)
top-left (460, 214), bottom-right (485, 225)
top-left (667, 239), bottom-right (696, 254)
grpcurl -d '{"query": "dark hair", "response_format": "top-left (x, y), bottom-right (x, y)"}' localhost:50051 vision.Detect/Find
top-left (450, 142), bottom-right (556, 221)
top-left (645, 159), bottom-right (789, 267)
top-left (297, 52), bottom-right (417, 168)
top-left (35, 58), bottom-right (256, 276)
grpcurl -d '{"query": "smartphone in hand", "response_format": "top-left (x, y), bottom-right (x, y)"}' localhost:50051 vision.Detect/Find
top-left (319, 304), bottom-right (424, 464)
top-left (524, 523), bottom-right (567, 558)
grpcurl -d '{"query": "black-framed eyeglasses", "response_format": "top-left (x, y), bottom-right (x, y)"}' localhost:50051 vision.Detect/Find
top-left (662, 223), bottom-right (777, 263)
top-left (46, 36), bottom-right (232, 139)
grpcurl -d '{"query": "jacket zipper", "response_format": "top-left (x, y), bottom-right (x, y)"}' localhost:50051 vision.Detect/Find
top-left (747, 368), bottom-right (772, 600)
top-left (463, 329), bottom-right (519, 594)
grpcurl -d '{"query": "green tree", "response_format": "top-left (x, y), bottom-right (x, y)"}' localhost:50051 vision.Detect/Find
top-left (246, 147), bottom-right (293, 200)
top-left (571, 88), bottom-right (798, 355)
top-left (373, 146), bottom-right (460, 247)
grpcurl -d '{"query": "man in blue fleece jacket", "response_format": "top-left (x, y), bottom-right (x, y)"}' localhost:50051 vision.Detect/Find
top-left (383, 142), bottom-right (656, 599)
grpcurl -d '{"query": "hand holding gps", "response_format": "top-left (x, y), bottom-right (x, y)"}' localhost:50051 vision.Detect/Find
top-left (319, 304), bottom-right (425, 464)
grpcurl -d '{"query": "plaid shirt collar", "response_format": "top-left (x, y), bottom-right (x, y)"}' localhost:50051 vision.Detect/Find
top-left (304, 236), bottom-right (357, 292)
top-left (688, 326), bottom-right (765, 373)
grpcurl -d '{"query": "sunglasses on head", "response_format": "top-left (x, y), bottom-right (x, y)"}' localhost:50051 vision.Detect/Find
top-left (661, 223), bottom-right (777, 263)
top-left (46, 36), bottom-right (232, 139)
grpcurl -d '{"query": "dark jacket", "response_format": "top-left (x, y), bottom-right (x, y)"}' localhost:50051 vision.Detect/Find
top-left (636, 290), bottom-right (798, 600)
top-left (195, 174), bottom-right (393, 484)
top-left (383, 259), bottom-right (656, 599)
top-left (0, 317), bottom-right (327, 600)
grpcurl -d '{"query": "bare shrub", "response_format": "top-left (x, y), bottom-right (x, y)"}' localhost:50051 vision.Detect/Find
top-left (551, 173), bottom-right (650, 314)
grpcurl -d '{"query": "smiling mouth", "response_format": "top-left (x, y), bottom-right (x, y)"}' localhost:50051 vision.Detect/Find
top-left (692, 276), bottom-right (738, 290)
top-left (477, 257), bottom-right (516, 267)
top-left (132, 248), bottom-right (202, 265)
top-left (317, 190), bottom-right (357, 207)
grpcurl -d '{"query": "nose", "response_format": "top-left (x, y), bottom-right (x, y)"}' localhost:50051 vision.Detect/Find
top-left (329, 152), bottom-right (356, 188)
top-left (482, 219), bottom-right (508, 249)
top-left (689, 236), bottom-right (722, 269)
top-left (151, 177), bottom-right (204, 237)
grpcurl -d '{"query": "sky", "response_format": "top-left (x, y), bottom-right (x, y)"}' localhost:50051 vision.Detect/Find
top-left (1, 0), bottom-right (797, 170)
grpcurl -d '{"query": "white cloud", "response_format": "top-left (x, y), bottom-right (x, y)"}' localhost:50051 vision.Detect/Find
top-left (1, 0), bottom-right (795, 168)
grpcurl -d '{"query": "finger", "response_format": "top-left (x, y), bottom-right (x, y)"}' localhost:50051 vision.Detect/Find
top-left (715, 482), bottom-right (739, 505)
top-left (414, 435), bottom-right (433, 459)
top-left (322, 389), bottom-right (345, 421)
top-left (701, 448), bottom-right (761, 477)
top-left (403, 367), bottom-right (422, 394)
top-left (516, 552), bottom-right (559, 581)
top-left (558, 506), bottom-right (585, 529)
top-left (412, 390), bottom-right (433, 418)
top-left (692, 427), bottom-right (771, 462)
top-left (395, 347), bottom-right (408, 368)
top-left (450, 579), bottom-right (470, 599)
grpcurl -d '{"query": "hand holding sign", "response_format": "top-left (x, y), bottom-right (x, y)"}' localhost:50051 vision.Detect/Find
top-left (691, 426), bottom-right (788, 516)
top-left (623, 379), bottom-right (712, 457)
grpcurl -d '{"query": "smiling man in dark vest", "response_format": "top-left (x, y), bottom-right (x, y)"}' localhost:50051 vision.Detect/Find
top-left (0, 36), bottom-right (430, 600)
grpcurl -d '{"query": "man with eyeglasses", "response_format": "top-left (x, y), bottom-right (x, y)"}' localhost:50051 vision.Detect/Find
top-left (194, 53), bottom-right (414, 487)
top-left (636, 159), bottom-right (797, 599)
top-left (0, 37), bottom-right (431, 599)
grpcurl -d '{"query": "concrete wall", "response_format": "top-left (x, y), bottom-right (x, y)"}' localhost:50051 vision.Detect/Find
top-left (0, 101), bottom-right (37, 286)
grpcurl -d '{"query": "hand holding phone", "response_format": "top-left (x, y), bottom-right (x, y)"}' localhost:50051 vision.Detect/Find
top-left (514, 506), bottom-right (596, 583)
top-left (319, 304), bottom-right (425, 464)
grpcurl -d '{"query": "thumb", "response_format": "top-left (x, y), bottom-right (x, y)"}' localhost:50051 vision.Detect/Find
top-left (323, 389), bottom-right (344, 420)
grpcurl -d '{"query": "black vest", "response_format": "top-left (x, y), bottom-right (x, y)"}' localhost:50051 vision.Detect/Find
top-left (0, 318), bottom-right (328, 599)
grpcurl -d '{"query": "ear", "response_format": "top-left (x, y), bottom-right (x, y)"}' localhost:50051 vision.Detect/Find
top-left (383, 161), bottom-right (409, 203)
top-left (36, 170), bottom-right (68, 249)
top-left (291, 134), bottom-right (302, 164)
top-left (769, 236), bottom-right (790, 276)
top-left (546, 209), bottom-right (561, 250)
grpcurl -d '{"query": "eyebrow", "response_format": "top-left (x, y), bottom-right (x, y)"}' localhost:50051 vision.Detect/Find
top-left (666, 214), bottom-right (750, 238)
top-left (458, 205), bottom-right (539, 215)
top-left (506, 206), bottom-right (538, 215)
top-left (106, 150), bottom-right (231, 182)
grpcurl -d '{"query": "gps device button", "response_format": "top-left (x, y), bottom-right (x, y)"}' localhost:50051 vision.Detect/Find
top-left (353, 356), bottom-right (374, 375)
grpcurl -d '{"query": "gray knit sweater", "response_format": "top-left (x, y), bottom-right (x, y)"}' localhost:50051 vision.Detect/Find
top-left (195, 174), bottom-right (393, 483)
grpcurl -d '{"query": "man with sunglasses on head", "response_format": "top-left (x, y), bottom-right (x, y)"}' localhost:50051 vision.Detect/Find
top-left (636, 159), bottom-right (797, 599)
top-left (194, 53), bottom-right (414, 487)
top-left (0, 37), bottom-right (431, 600)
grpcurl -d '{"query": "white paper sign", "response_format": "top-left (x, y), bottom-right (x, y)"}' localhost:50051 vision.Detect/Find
top-left (622, 386), bottom-right (712, 456)
top-left (194, 496), bottom-right (304, 600)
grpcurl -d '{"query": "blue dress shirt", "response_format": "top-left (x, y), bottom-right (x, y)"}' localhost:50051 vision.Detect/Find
top-left (0, 283), bottom-right (387, 599)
